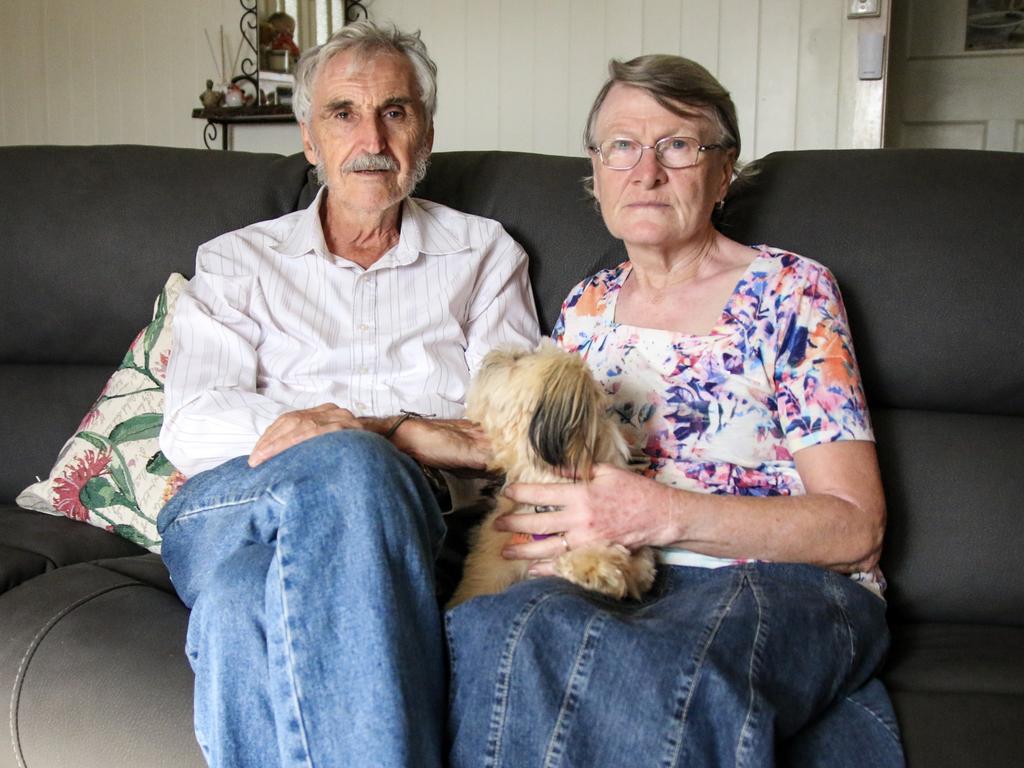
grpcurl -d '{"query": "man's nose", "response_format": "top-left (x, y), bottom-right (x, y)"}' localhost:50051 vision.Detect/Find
top-left (355, 114), bottom-right (387, 154)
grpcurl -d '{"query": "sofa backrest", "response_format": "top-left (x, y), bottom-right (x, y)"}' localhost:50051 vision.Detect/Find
top-left (1, 145), bottom-right (1020, 629)
top-left (419, 149), bottom-right (1024, 629)
top-left (0, 146), bottom-right (312, 503)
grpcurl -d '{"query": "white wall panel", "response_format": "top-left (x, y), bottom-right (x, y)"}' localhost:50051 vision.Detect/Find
top-left (755, 0), bottom-right (801, 158)
top-left (795, 0), bottom-right (843, 149)
top-left (1, 0), bottom-right (882, 159)
top-left (679, 0), bottom-right (721, 75)
top-left (717, 0), bottom-right (760, 161)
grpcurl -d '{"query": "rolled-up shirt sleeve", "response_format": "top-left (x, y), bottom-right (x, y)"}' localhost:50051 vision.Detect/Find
top-left (160, 246), bottom-right (289, 477)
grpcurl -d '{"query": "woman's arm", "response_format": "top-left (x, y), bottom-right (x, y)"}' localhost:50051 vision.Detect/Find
top-left (496, 439), bottom-right (885, 575)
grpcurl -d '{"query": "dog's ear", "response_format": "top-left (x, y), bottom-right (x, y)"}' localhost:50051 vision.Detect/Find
top-left (528, 368), bottom-right (601, 477)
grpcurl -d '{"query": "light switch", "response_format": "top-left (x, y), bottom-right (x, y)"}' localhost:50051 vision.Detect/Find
top-left (848, 0), bottom-right (881, 18)
top-left (858, 30), bottom-right (885, 79)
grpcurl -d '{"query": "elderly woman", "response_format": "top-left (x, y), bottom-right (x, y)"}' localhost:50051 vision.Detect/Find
top-left (445, 56), bottom-right (904, 766)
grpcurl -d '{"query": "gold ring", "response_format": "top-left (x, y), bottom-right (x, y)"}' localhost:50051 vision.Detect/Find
top-left (559, 532), bottom-right (570, 552)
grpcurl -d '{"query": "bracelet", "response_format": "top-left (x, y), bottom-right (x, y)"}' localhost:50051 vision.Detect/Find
top-left (384, 409), bottom-right (435, 440)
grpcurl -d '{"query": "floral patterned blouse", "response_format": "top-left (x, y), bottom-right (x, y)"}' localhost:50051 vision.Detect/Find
top-left (552, 246), bottom-right (885, 595)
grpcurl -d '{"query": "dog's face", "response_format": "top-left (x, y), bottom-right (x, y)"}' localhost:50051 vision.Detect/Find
top-left (467, 340), bottom-right (621, 479)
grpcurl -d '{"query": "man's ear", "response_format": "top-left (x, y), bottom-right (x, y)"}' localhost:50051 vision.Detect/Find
top-left (425, 122), bottom-right (435, 153)
top-left (300, 122), bottom-right (319, 167)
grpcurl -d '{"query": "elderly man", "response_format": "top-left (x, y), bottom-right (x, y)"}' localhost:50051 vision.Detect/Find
top-left (156, 21), bottom-right (538, 768)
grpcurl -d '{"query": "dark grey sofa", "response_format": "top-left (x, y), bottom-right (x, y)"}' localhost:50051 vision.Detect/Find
top-left (1, 145), bottom-right (1021, 767)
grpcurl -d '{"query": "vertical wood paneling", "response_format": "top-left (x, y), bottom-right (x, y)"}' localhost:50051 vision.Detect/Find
top-left (498, 0), bottom-right (535, 151)
top-left (533, 0), bottom-right (572, 155)
top-left (568, 0), bottom-right (608, 153)
top-left (66, 0), bottom-right (98, 144)
top-left (118, 0), bottom-right (150, 144)
top-left (754, 0), bottom-right (800, 158)
top-left (643, 0), bottom-right (682, 56)
top-left (2, 3), bottom-right (46, 144)
top-left (431, 0), bottom-right (468, 151)
top-left (795, 0), bottom-right (842, 150)
top-left (463, 0), bottom-right (500, 150)
top-left (607, 0), bottom-right (644, 64)
top-left (43, 2), bottom-right (73, 145)
top-left (0, 0), bottom-right (882, 158)
top-left (717, 0), bottom-right (759, 161)
top-left (680, 0), bottom-right (721, 76)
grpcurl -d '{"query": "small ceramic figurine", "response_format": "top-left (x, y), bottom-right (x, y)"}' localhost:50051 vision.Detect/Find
top-left (223, 83), bottom-right (246, 108)
top-left (199, 80), bottom-right (223, 109)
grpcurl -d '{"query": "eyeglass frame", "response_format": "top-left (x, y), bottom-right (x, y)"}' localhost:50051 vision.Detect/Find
top-left (588, 135), bottom-right (725, 170)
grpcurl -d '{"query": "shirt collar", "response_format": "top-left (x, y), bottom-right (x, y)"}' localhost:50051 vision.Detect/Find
top-left (275, 187), bottom-right (469, 268)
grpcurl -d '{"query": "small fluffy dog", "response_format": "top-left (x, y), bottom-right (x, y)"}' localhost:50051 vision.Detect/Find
top-left (448, 340), bottom-right (656, 608)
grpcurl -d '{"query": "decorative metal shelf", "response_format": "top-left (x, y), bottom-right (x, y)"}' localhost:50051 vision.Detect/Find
top-left (192, 106), bottom-right (296, 150)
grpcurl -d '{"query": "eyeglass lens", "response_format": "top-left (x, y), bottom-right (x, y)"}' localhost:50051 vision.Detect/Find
top-left (599, 137), bottom-right (700, 169)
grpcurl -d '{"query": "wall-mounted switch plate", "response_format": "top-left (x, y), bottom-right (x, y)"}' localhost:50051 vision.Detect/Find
top-left (848, 0), bottom-right (881, 18)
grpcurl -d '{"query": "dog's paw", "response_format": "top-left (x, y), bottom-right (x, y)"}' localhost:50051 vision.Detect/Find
top-left (555, 544), bottom-right (653, 600)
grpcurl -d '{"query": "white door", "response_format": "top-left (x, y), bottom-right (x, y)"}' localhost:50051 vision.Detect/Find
top-left (885, 0), bottom-right (1024, 150)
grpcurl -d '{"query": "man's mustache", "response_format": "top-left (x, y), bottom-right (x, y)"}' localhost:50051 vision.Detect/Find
top-left (343, 153), bottom-right (399, 173)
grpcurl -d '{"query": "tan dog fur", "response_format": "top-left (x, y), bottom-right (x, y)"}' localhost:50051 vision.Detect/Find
top-left (448, 340), bottom-right (656, 608)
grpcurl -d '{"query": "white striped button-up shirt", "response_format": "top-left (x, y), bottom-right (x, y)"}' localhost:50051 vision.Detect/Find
top-left (161, 187), bottom-right (540, 477)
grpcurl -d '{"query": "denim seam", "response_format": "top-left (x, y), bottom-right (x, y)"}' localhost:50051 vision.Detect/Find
top-left (485, 589), bottom-right (573, 768)
top-left (735, 573), bottom-right (769, 768)
top-left (272, 498), bottom-right (316, 768)
top-left (445, 613), bottom-right (459, 711)
top-left (164, 493), bottom-right (267, 524)
top-left (844, 692), bottom-right (903, 746)
top-left (542, 611), bottom-right (608, 768)
top-left (825, 571), bottom-right (857, 674)
top-left (662, 570), bottom-right (748, 768)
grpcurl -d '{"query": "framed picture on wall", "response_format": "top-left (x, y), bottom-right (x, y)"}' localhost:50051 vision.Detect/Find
top-left (965, 1), bottom-right (1024, 50)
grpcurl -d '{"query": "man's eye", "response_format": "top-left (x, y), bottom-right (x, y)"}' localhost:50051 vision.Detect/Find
top-left (668, 138), bottom-right (690, 150)
top-left (611, 139), bottom-right (634, 151)
top-left (383, 108), bottom-right (406, 120)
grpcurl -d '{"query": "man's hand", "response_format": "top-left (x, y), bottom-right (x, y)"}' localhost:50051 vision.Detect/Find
top-left (249, 403), bottom-right (364, 467)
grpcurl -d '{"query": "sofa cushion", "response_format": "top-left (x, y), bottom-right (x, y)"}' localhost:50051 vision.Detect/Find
top-left (0, 505), bottom-right (146, 595)
top-left (16, 275), bottom-right (187, 552)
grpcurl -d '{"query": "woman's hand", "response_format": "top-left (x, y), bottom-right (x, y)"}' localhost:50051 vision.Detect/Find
top-left (495, 463), bottom-right (678, 574)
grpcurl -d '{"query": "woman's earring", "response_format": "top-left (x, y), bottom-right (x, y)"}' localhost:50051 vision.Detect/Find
top-left (715, 199), bottom-right (725, 211)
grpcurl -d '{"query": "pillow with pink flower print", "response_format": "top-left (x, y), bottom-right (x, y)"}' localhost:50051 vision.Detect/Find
top-left (16, 273), bottom-right (189, 553)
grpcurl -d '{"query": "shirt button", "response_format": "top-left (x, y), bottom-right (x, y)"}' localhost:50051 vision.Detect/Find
top-left (358, 323), bottom-right (370, 331)
top-left (358, 366), bottom-right (369, 374)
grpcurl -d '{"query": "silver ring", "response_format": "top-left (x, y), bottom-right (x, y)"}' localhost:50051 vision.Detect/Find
top-left (559, 532), bottom-right (570, 552)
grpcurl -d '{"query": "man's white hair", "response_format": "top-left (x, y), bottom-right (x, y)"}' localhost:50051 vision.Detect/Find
top-left (292, 21), bottom-right (438, 126)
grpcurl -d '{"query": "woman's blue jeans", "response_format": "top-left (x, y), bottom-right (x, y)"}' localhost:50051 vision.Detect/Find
top-left (157, 431), bottom-right (446, 768)
top-left (446, 563), bottom-right (904, 767)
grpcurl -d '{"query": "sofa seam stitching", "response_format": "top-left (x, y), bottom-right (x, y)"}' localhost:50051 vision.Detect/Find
top-left (8, 581), bottom-right (143, 767)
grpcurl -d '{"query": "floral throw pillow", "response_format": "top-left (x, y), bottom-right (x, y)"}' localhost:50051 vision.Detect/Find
top-left (16, 274), bottom-right (189, 552)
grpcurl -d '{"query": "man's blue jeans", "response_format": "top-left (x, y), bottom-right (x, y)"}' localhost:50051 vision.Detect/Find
top-left (157, 431), bottom-right (446, 768)
top-left (446, 563), bottom-right (904, 767)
